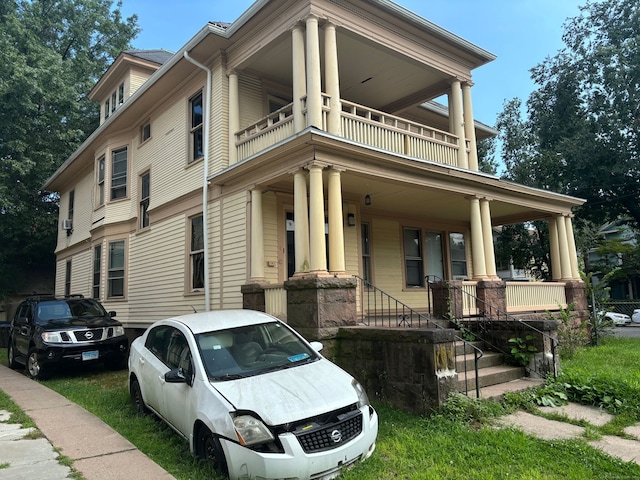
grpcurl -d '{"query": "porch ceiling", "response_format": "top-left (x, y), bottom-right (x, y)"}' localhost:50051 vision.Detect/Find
top-left (239, 29), bottom-right (450, 113)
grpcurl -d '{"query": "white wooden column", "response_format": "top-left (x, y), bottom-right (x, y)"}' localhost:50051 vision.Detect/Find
top-left (462, 82), bottom-right (478, 171)
top-left (305, 15), bottom-right (322, 129)
top-left (565, 216), bottom-right (580, 280)
top-left (324, 22), bottom-right (341, 136)
top-left (480, 199), bottom-right (497, 278)
top-left (548, 218), bottom-right (561, 281)
top-left (327, 168), bottom-right (345, 273)
top-left (556, 215), bottom-right (572, 280)
top-left (293, 169), bottom-right (310, 275)
top-left (249, 189), bottom-right (264, 280)
top-left (450, 80), bottom-right (468, 169)
top-left (308, 164), bottom-right (327, 272)
top-left (469, 197), bottom-right (487, 279)
top-left (292, 25), bottom-right (306, 133)
top-left (228, 72), bottom-right (239, 165)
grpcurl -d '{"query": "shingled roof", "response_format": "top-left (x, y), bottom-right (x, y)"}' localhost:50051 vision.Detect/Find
top-left (123, 49), bottom-right (174, 65)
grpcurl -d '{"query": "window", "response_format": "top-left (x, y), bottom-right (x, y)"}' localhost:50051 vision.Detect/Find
top-left (361, 223), bottom-right (372, 283)
top-left (403, 228), bottom-right (424, 287)
top-left (190, 215), bottom-right (204, 290)
top-left (93, 245), bottom-right (101, 299)
top-left (189, 90), bottom-right (203, 163)
top-left (118, 82), bottom-right (124, 105)
top-left (111, 147), bottom-right (128, 200)
top-left (65, 260), bottom-right (72, 296)
top-left (97, 156), bottom-right (105, 206)
top-left (140, 171), bottom-right (150, 229)
top-left (108, 240), bottom-right (125, 298)
top-left (140, 121), bottom-right (151, 142)
top-left (449, 232), bottom-right (468, 279)
top-left (104, 99), bottom-right (110, 119)
top-left (111, 92), bottom-right (117, 113)
top-left (68, 189), bottom-right (74, 221)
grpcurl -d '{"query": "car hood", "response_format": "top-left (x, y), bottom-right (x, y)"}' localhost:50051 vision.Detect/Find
top-left (37, 317), bottom-right (121, 329)
top-left (210, 359), bottom-right (359, 425)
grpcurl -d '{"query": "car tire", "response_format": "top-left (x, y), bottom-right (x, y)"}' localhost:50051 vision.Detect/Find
top-left (196, 425), bottom-right (229, 476)
top-left (130, 377), bottom-right (148, 415)
top-left (7, 340), bottom-right (20, 370)
top-left (26, 348), bottom-right (47, 380)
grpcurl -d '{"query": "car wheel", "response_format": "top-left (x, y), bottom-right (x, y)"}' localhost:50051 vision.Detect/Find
top-left (7, 341), bottom-right (20, 369)
top-left (196, 425), bottom-right (228, 476)
top-left (26, 348), bottom-right (47, 380)
top-left (130, 377), bottom-right (148, 415)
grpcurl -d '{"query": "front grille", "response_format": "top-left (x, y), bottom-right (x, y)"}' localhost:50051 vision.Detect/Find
top-left (294, 411), bottom-right (363, 453)
top-left (73, 329), bottom-right (104, 342)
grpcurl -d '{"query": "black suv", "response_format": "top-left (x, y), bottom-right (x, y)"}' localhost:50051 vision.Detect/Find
top-left (8, 295), bottom-right (129, 379)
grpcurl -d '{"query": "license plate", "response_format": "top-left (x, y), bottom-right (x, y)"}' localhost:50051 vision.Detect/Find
top-left (82, 350), bottom-right (99, 361)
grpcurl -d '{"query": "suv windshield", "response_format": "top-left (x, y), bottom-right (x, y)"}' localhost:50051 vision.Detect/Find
top-left (35, 299), bottom-right (107, 324)
top-left (196, 321), bottom-right (319, 381)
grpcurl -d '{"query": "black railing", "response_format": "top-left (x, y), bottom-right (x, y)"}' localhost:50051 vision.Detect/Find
top-left (354, 275), bottom-right (483, 397)
top-left (426, 277), bottom-right (558, 380)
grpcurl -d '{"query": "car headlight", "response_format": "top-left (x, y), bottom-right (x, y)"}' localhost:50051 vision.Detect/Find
top-left (352, 379), bottom-right (369, 408)
top-left (233, 415), bottom-right (274, 446)
top-left (41, 331), bottom-right (63, 343)
top-left (113, 326), bottom-right (125, 337)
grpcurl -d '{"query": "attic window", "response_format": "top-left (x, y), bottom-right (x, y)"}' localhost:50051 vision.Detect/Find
top-left (119, 82), bottom-right (124, 105)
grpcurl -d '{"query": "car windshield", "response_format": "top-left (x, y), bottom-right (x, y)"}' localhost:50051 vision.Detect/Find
top-left (35, 299), bottom-right (106, 324)
top-left (196, 321), bottom-right (319, 381)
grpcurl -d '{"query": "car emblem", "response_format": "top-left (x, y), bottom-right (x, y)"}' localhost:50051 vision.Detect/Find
top-left (85, 331), bottom-right (94, 340)
top-left (330, 429), bottom-right (342, 443)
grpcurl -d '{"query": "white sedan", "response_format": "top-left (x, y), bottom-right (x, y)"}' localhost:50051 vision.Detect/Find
top-left (128, 310), bottom-right (378, 480)
top-left (604, 311), bottom-right (631, 326)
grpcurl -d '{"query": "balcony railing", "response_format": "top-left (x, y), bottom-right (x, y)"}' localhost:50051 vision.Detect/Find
top-left (235, 96), bottom-right (465, 165)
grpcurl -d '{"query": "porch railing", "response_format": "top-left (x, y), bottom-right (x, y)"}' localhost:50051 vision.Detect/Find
top-left (426, 277), bottom-right (558, 380)
top-left (355, 275), bottom-right (483, 398)
top-left (505, 282), bottom-right (567, 312)
top-left (264, 284), bottom-right (287, 320)
top-left (234, 96), bottom-right (464, 165)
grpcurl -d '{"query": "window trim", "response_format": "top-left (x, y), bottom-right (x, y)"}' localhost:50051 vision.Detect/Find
top-left (107, 239), bottom-right (126, 299)
top-left (188, 214), bottom-right (204, 292)
top-left (110, 146), bottom-right (128, 201)
top-left (139, 171), bottom-right (150, 230)
top-left (188, 89), bottom-right (204, 164)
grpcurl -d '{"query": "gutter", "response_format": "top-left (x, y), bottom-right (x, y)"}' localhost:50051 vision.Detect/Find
top-left (183, 52), bottom-right (212, 312)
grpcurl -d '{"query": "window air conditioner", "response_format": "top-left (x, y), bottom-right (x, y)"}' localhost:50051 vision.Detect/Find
top-left (62, 219), bottom-right (73, 230)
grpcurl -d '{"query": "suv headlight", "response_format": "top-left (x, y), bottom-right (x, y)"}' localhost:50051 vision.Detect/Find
top-left (41, 331), bottom-right (64, 343)
top-left (113, 326), bottom-right (125, 337)
top-left (352, 379), bottom-right (369, 408)
top-left (233, 415), bottom-right (274, 446)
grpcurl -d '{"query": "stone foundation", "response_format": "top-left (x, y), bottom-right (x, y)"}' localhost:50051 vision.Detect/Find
top-left (241, 283), bottom-right (266, 312)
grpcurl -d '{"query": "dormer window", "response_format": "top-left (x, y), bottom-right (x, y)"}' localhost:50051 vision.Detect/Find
top-left (118, 82), bottom-right (124, 105)
top-left (105, 99), bottom-right (110, 119)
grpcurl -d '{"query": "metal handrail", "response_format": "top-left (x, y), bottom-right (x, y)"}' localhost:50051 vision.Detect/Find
top-left (426, 277), bottom-right (558, 380)
top-left (354, 275), bottom-right (483, 397)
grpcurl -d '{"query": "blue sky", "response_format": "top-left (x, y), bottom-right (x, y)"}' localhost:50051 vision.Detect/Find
top-left (119, 0), bottom-right (585, 127)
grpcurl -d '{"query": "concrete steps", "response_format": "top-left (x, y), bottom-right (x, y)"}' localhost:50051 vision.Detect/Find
top-left (455, 337), bottom-right (539, 399)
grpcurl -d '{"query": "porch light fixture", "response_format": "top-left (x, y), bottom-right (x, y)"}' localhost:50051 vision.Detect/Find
top-left (364, 194), bottom-right (371, 206)
top-left (347, 213), bottom-right (356, 227)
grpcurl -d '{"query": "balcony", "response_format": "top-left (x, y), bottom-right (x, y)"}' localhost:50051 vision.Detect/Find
top-left (235, 96), bottom-right (467, 166)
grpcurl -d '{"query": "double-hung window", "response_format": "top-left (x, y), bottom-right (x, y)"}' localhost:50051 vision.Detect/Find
top-left (111, 147), bottom-right (128, 200)
top-left (96, 156), bottom-right (105, 206)
top-left (108, 240), bottom-right (125, 298)
top-left (189, 90), bottom-right (203, 163)
top-left (449, 233), bottom-right (468, 279)
top-left (93, 245), bottom-right (102, 299)
top-left (190, 215), bottom-right (204, 290)
top-left (140, 172), bottom-right (150, 229)
top-left (403, 228), bottom-right (424, 287)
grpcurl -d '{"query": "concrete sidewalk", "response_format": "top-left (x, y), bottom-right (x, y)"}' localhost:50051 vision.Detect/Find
top-left (497, 402), bottom-right (640, 466)
top-left (0, 364), bottom-right (175, 480)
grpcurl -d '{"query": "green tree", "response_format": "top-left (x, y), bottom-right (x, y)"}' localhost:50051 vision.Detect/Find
top-left (0, 0), bottom-right (139, 299)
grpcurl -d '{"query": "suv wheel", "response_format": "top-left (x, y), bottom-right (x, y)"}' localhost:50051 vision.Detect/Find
top-left (7, 341), bottom-right (19, 369)
top-left (26, 348), bottom-right (47, 380)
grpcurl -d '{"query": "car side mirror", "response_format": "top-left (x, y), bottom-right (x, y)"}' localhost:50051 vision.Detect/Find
top-left (109, 311), bottom-right (117, 318)
top-left (165, 367), bottom-right (192, 386)
top-left (310, 341), bottom-right (323, 352)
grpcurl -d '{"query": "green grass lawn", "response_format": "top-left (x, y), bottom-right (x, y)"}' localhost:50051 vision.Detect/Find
top-left (2, 338), bottom-right (640, 479)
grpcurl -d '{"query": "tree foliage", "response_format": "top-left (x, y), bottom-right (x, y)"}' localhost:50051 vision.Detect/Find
top-left (0, 0), bottom-right (138, 299)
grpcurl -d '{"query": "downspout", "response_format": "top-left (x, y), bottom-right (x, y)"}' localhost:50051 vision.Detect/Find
top-left (183, 51), bottom-right (211, 311)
